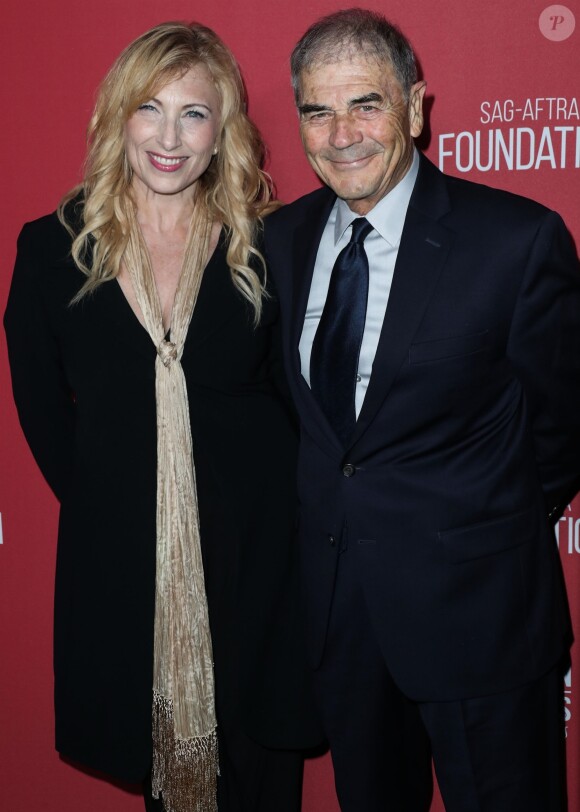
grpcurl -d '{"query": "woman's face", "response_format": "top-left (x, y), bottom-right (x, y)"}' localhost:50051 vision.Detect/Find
top-left (124, 64), bottom-right (221, 202)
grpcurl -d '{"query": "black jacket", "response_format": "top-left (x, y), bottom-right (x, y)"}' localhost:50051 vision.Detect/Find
top-left (4, 208), bottom-right (321, 781)
top-left (265, 154), bottom-right (580, 701)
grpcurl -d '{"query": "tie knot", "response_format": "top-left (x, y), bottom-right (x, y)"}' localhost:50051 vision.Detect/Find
top-left (349, 218), bottom-right (373, 245)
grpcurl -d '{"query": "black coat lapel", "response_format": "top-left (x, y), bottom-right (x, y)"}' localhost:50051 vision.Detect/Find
top-left (351, 156), bottom-right (454, 447)
top-left (289, 188), bottom-right (336, 360)
top-left (288, 189), bottom-right (344, 454)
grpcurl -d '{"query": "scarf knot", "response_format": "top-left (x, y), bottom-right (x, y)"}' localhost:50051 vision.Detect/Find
top-left (158, 339), bottom-right (178, 367)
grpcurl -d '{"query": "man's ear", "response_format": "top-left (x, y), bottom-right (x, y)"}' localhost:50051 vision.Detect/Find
top-left (409, 81), bottom-right (427, 138)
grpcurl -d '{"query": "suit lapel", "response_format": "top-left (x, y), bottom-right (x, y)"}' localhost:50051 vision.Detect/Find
top-left (289, 188), bottom-right (336, 361)
top-left (288, 189), bottom-right (344, 454)
top-left (351, 156), bottom-right (454, 447)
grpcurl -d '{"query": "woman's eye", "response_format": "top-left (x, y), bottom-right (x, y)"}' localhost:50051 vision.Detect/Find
top-left (137, 103), bottom-right (157, 112)
top-left (185, 109), bottom-right (206, 120)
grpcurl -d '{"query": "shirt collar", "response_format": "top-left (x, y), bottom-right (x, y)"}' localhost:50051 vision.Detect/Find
top-left (334, 148), bottom-right (420, 248)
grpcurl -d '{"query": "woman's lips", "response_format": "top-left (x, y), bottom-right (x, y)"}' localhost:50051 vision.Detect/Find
top-left (147, 152), bottom-right (188, 172)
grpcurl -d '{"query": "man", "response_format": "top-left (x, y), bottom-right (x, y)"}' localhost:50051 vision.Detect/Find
top-left (264, 8), bottom-right (580, 812)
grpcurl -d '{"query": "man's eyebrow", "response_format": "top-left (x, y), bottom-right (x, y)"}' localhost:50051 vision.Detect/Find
top-left (349, 92), bottom-right (384, 106)
top-left (298, 103), bottom-right (332, 116)
top-left (298, 93), bottom-right (385, 116)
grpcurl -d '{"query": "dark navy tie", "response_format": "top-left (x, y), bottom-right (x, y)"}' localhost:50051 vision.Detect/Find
top-left (310, 217), bottom-right (373, 445)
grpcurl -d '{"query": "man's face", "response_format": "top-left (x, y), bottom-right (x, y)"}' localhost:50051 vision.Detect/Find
top-left (298, 54), bottom-right (426, 215)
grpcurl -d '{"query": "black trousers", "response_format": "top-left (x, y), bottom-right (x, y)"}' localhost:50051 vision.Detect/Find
top-left (312, 549), bottom-right (567, 812)
top-left (143, 724), bottom-right (302, 812)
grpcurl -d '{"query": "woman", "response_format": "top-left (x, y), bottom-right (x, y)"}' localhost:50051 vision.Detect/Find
top-left (4, 22), bottom-right (319, 812)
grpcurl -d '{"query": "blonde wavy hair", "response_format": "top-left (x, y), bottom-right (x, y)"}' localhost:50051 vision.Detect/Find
top-left (59, 21), bottom-right (276, 321)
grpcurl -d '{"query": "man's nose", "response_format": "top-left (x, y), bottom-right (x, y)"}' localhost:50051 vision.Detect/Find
top-left (329, 112), bottom-right (363, 149)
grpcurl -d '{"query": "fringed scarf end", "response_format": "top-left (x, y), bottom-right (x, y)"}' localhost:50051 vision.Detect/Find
top-left (152, 691), bottom-right (218, 812)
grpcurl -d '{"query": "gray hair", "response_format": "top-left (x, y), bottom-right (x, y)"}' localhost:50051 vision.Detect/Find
top-left (291, 8), bottom-right (418, 104)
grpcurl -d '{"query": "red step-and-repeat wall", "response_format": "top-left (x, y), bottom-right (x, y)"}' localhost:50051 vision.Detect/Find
top-left (1, 2), bottom-right (578, 810)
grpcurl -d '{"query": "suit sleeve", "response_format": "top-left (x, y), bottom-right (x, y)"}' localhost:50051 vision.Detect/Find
top-left (3, 222), bottom-right (75, 501)
top-left (507, 210), bottom-right (580, 518)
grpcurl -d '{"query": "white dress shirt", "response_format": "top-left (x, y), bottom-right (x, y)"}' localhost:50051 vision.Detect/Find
top-left (299, 149), bottom-right (420, 417)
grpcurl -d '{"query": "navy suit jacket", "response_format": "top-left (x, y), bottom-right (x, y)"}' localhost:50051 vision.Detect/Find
top-left (264, 154), bottom-right (580, 702)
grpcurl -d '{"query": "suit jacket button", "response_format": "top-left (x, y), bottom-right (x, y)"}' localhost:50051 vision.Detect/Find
top-left (342, 463), bottom-right (355, 477)
top-left (328, 535), bottom-right (336, 546)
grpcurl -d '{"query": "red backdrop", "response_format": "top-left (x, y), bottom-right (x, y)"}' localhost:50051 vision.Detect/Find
top-left (1, 2), bottom-right (578, 810)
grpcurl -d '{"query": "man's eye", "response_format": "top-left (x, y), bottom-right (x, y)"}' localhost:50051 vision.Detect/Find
top-left (307, 111), bottom-right (332, 122)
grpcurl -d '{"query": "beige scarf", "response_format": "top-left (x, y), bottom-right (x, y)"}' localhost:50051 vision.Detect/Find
top-left (123, 203), bottom-right (218, 812)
